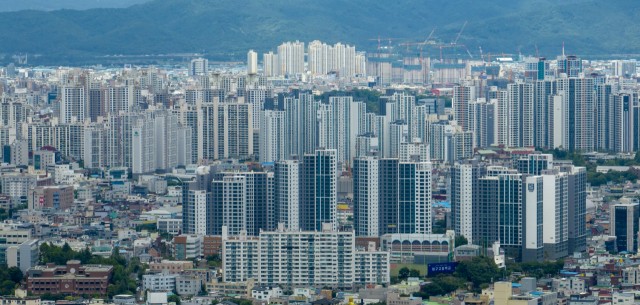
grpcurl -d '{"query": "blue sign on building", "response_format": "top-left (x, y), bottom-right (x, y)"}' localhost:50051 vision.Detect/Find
top-left (427, 262), bottom-right (457, 274)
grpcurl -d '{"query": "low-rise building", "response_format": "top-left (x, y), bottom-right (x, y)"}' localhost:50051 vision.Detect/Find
top-left (7, 239), bottom-right (39, 274)
top-left (149, 260), bottom-right (194, 274)
top-left (493, 282), bottom-right (557, 305)
top-left (113, 295), bottom-right (136, 305)
top-left (25, 260), bottom-right (113, 296)
top-left (174, 235), bottom-right (204, 260)
top-left (143, 270), bottom-right (179, 293)
top-left (206, 278), bottom-right (255, 298)
top-left (176, 276), bottom-right (202, 296)
top-left (251, 285), bottom-right (283, 302)
top-left (203, 236), bottom-right (222, 256)
top-left (157, 219), bottom-right (182, 235)
top-left (0, 294), bottom-right (41, 305)
top-left (28, 186), bottom-right (74, 210)
top-left (387, 293), bottom-right (421, 305)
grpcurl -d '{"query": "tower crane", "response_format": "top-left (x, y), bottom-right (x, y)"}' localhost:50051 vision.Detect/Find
top-left (369, 37), bottom-right (405, 54)
top-left (452, 21), bottom-right (467, 62)
top-left (398, 27), bottom-right (437, 54)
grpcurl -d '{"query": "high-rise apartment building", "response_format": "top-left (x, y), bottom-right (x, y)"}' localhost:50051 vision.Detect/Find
top-left (452, 85), bottom-right (476, 131)
top-left (247, 50), bottom-right (258, 74)
top-left (274, 159), bottom-right (300, 231)
top-left (353, 154), bottom-right (379, 237)
top-left (398, 157), bottom-right (432, 234)
top-left (59, 86), bottom-right (85, 124)
top-left (262, 52), bottom-right (279, 77)
top-left (541, 168), bottom-right (569, 260)
top-left (300, 149), bottom-right (337, 231)
top-left (216, 101), bottom-right (253, 159)
top-left (222, 223), bottom-right (389, 288)
top-left (516, 154), bottom-right (553, 176)
top-left (259, 110), bottom-right (286, 163)
top-left (189, 58), bottom-right (209, 76)
top-left (88, 88), bottom-right (107, 122)
top-left (277, 41), bottom-right (304, 76)
top-left (449, 160), bottom-right (486, 244)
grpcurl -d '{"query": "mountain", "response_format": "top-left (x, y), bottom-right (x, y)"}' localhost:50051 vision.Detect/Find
top-left (0, 0), bottom-right (150, 12)
top-left (0, 0), bottom-right (637, 64)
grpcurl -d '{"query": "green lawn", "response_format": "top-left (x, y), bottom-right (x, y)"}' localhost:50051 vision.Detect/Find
top-left (390, 263), bottom-right (430, 277)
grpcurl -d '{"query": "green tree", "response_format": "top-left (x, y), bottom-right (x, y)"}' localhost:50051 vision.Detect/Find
top-left (399, 267), bottom-right (410, 279)
top-left (211, 300), bottom-right (219, 305)
top-left (455, 235), bottom-right (468, 247)
top-left (409, 269), bottom-right (420, 278)
top-left (168, 295), bottom-right (181, 305)
top-left (418, 282), bottom-right (444, 297)
top-left (455, 256), bottom-right (501, 287)
top-left (7, 267), bottom-right (23, 283)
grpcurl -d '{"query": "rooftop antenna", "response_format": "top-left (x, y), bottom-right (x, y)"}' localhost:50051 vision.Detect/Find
top-left (562, 42), bottom-right (565, 56)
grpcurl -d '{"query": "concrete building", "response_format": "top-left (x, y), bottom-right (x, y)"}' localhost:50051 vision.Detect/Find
top-left (7, 239), bottom-right (39, 274)
top-left (2, 174), bottom-right (36, 199)
top-left (206, 278), bottom-right (255, 298)
top-left (28, 186), bottom-right (74, 210)
top-left (247, 50), bottom-right (258, 74)
top-left (3, 139), bottom-right (28, 166)
top-left (251, 286), bottom-right (283, 302)
top-left (32, 150), bottom-right (55, 171)
top-left (176, 276), bottom-right (202, 296)
top-left (149, 260), bottom-right (194, 275)
top-left (300, 149), bottom-right (337, 231)
top-left (173, 235), bottom-right (204, 260)
top-left (353, 155), bottom-right (379, 237)
top-left (189, 58), bottom-right (208, 76)
top-left (610, 198), bottom-right (639, 253)
top-left (143, 271), bottom-right (179, 293)
top-left (222, 223), bottom-right (389, 288)
top-left (259, 110), bottom-right (286, 163)
top-left (274, 159), bottom-right (300, 231)
top-left (59, 86), bottom-right (85, 124)
top-left (157, 219), bottom-right (182, 235)
top-left (26, 260), bottom-right (113, 296)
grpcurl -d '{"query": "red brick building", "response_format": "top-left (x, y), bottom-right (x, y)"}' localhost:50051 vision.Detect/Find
top-left (26, 260), bottom-right (113, 296)
top-left (203, 236), bottom-right (222, 256)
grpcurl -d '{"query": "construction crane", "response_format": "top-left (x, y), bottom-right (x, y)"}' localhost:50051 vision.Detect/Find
top-left (345, 138), bottom-right (363, 178)
top-left (482, 53), bottom-right (514, 63)
top-left (452, 21), bottom-right (467, 62)
top-left (432, 44), bottom-right (473, 61)
top-left (369, 37), bottom-right (405, 54)
top-left (398, 27), bottom-right (437, 53)
top-left (462, 45), bottom-right (473, 59)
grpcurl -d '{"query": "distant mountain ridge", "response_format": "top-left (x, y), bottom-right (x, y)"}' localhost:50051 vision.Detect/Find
top-left (0, 0), bottom-right (150, 12)
top-left (0, 0), bottom-right (637, 63)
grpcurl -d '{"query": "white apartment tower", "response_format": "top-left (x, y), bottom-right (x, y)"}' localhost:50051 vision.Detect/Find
top-left (277, 41), bottom-right (305, 75)
top-left (353, 155), bottom-right (379, 237)
top-left (247, 50), bottom-right (258, 74)
top-left (189, 58), bottom-right (209, 76)
top-left (274, 159), bottom-right (300, 231)
top-left (259, 110), bottom-right (286, 163)
top-left (262, 52), bottom-right (279, 77)
top-left (187, 190), bottom-right (208, 235)
top-left (59, 86), bottom-right (85, 124)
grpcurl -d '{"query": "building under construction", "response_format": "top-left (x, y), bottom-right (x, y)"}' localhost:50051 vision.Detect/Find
top-left (367, 53), bottom-right (393, 85)
top-left (367, 53), bottom-right (430, 85)
top-left (433, 58), bottom-right (471, 84)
